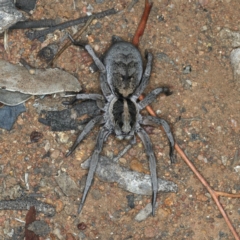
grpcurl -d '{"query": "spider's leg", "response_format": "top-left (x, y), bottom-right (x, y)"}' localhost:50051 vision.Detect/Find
top-left (66, 115), bottom-right (103, 157)
top-left (142, 116), bottom-right (175, 163)
top-left (75, 93), bottom-right (104, 101)
top-left (68, 34), bottom-right (106, 73)
top-left (137, 127), bottom-right (158, 216)
top-left (84, 45), bottom-right (106, 73)
top-left (78, 128), bottom-right (110, 214)
top-left (132, 52), bottom-right (153, 99)
top-left (138, 87), bottom-right (172, 110)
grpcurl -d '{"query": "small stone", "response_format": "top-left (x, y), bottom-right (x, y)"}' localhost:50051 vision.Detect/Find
top-left (75, 149), bottom-right (85, 161)
top-left (91, 189), bottom-right (102, 200)
top-left (135, 202), bottom-right (158, 222)
top-left (164, 197), bottom-right (174, 206)
top-left (221, 156), bottom-right (228, 166)
top-left (27, 220), bottom-right (50, 237)
top-left (197, 194), bottom-right (209, 202)
top-left (201, 25), bottom-right (208, 31)
top-left (50, 149), bottom-right (60, 160)
top-left (55, 171), bottom-right (79, 196)
top-left (119, 157), bottom-right (127, 164)
top-left (126, 195), bottom-right (135, 209)
top-left (144, 226), bottom-right (157, 238)
top-left (231, 48), bottom-right (240, 81)
top-left (95, 0), bottom-right (104, 3)
top-left (87, 35), bottom-right (95, 43)
top-left (77, 222), bottom-right (87, 230)
top-left (182, 65), bottom-right (192, 74)
top-left (94, 45), bottom-right (99, 51)
top-left (130, 159), bottom-right (144, 173)
top-left (57, 132), bottom-right (69, 143)
top-left (55, 199), bottom-right (64, 213)
top-left (66, 233), bottom-right (76, 240)
top-left (157, 208), bottom-right (171, 218)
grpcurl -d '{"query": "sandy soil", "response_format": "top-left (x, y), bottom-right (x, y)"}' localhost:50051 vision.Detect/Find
top-left (1, 0), bottom-right (240, 239)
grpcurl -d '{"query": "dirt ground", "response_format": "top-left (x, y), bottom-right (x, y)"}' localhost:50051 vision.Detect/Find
top-left (1, 0), bottom-right (240, 239)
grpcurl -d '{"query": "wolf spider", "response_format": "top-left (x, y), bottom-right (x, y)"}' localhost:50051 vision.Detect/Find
top-left (66, 35), bottom-right (175, 215)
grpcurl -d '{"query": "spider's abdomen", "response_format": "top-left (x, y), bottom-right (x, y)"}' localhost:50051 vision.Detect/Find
top-left (109, 97), bottom-right (137, 140)
top-left (104, 42), bottom-right (143, 97)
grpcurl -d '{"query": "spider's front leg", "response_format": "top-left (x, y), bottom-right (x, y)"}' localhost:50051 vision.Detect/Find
top-left (142, 116), bottom-right (175, 163)
top-left (68, 34), bottom-right (112, 99)
top-left (68, 34), bottom-right (106, 73)
top-left (78, 127), bottom-right (110, 214)
top-left (137, 127), bottom-right (158, 216)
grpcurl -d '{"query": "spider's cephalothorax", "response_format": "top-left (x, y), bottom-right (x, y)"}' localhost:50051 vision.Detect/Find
top-left (66, 36), bottom-right (175, 215)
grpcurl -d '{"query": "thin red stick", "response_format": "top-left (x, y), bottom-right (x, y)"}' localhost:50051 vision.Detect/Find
top-left (132, 0), bottom-right (153, 47)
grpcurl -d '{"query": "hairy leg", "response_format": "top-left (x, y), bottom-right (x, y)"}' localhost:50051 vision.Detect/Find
top-left (142, 116), bottom-right (175, 163)
top-left (137, 127), bottom-right (158, 215)
top-left (66, 115), bottom-right (103, 157)
top-left (78, 127), bottom-right (110, 214)
top-left (138, 87), bottom-right (172, 110)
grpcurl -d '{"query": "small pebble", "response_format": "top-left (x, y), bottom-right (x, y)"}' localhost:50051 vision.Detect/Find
top-left (77, 222), bottom-right (87, 230)
top-left (55, 199), bottom-right (64, 213)
top-left (30, 130), bottom-right (43, 143)
top-left (196, 194), bottom-right (209, 202)
top-left (55, 171), bottom-right (79, 197)
top-left (91, 189), bottom-right (102, 200)
top-left (130, 159), bottom-right (144, 173)
top-left (164, 197), bottom-right (174, 206)
top-left (94, 45), bottom-right (99, 51)
top-left (126, 195), bottom-right (135, 209)
top-left (95, 0), bottom-right (104, 3)
top-left (119, 157), bottom-right (127, 164)
top-left (50, 149), bottom-right (60, 160)
top-left (27, 220), bottom-right (50, 236)
top-left (135, 202), bottom-right (159, 222)
top-left (144, 226), bottom-right (156, 238)
top-left (66, 233), bottom-right (76, 240)
top-left (57, 132), bottom-right (69, 143)
top-left (182, 65), bottom-right (192, 74)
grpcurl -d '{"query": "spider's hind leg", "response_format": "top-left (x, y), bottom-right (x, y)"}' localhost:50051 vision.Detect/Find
top-left (137, 127), bottom-right (158, 215)
top-left (78, 128), bottom-right (110, 214)
top-left (138, 87), bottom-right (172, 110)
top-left (142, 116), bottom-right (175, 163)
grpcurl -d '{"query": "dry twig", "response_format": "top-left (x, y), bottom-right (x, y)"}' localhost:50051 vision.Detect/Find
top-left (49, 16), bottom-right (94, 67)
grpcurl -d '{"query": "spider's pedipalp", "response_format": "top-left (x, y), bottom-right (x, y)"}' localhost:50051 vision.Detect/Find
top-left (132, 52), bottom-right (153, 99)
top-left (137, 127), bottom-right (158, 215)
top-left (100, 74), bottom-right (112, 99)
top-left (66, 115), bottom-right (103, 157)
top-left (78, 127), bottom-right (110, 214)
